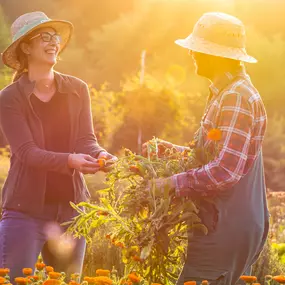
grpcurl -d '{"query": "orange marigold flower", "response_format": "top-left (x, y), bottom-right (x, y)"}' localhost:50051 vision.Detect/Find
top-left (27, 276), bottom-right (39, 281)
top-left (115, 242), bottom-right (125, 249)
top-left (184, 282), bottom-right (197, 285)
top-left (15, 277), bottom-right (29, 284)
top-left (151, 283), bottom-right (163, 285)
top-left (207, 128), bottom-right (222, 141)
top-left (128, 273), bottom-right (140, 283)
top-left (43, 280), bottom-right (61, 285)
top-left (0, 277), bottom-right (6, 284)
top-left (84, 277), bottom-right (92, 283)
top-left (96, 269), bottom-right (110, 277)
top-left (35, 262), bottom-right (45, 270)
top-left (46, 266), bottom-right (54, 273)
top-left (48, 272), bottom-right (61, 279)
top-left (22, 268), bottom-right (33, 276)
top-left (240, 276), bottom-right (257, 283)
top-left (252, 283), bottom-right (261, 285)
top-left (273, 275), bottom-right (285, 283)
top-left (92, 276), bottom-right (113, 285)
top-left (0, 268), bottom-right (10, 277)
top-left (105, 234), bottom-right (111, 239)
top-left (132, 255), bottom-right (142, 262)
top-left (98, 158), bottom-right (106, 168)
top-left (129, 166), bottom-right (141, 175)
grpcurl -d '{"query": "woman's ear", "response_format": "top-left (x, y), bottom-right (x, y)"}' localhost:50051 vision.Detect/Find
top-left (20, 42), bottom-right (30, 55)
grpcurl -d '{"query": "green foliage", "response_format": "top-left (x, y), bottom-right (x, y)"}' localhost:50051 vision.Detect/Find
top-left (252, 240), bottom-right (285, 284)
top-left (67, 140), bottom-right (219, 284)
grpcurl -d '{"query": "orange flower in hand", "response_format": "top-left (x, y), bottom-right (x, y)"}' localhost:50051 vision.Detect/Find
top-left (240, 276), bottom-right (257, 283)
top-left (207, 128), bottom-right (222, 141)
top-left (98, 158), bottom-right (106, 168)
top-left (22, 268), bottom-right (33, 276)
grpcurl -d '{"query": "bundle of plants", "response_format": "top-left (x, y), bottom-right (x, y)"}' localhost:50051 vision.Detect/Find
top-left (66, 135), bottom-right (221, 285)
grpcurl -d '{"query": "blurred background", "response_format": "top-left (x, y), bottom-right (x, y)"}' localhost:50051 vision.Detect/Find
top-left (1, 0), bottom-right (285, 280)
top-left (1, 0), bottom-right (285, 191)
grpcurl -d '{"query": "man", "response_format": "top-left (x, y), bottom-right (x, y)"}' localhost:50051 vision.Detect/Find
top-left (144, 12), bottom-right (269, 284)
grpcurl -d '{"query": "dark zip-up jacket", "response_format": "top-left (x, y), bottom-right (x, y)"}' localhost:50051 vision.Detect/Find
top-left (0, 72), bottom-right (105, 215)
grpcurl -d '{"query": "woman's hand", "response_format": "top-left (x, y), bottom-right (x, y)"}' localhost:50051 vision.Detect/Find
top-left (68, 153), bottom-right (101, 174)
top-left (97, 151), bottom-right (118, 172)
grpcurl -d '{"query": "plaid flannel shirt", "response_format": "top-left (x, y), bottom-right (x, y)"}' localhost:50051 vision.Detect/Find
top-left (172, 66), bottom-right (267, 196)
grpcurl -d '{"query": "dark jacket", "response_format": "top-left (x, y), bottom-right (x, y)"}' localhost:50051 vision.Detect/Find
top-left (0, 72), bottom-right (105, 215)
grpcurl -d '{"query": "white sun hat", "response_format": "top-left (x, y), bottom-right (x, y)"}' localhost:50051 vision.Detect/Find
top-left (2, 11), bottom-right (73, 70)
top-left (175, 12), bottom-right (257, 63)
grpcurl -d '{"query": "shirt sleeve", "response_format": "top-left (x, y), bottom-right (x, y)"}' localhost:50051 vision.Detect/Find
top-left (172, 92), bottom-right (254, 197)
top-left (74, 82), bottom-right (106, 158)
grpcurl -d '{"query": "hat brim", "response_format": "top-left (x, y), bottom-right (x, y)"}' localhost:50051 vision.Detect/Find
top-left (175, 34), bottom-right (257, 64)
top-left (2, 19), bottom-right (73, 70)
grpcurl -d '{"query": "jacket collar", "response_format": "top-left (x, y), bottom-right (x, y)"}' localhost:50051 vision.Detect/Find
top-left (18, 71), bottom-right (80, 98)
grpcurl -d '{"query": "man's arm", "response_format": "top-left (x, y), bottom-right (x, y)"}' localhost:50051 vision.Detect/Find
top-left (172, 92), bottom-right (254, 196)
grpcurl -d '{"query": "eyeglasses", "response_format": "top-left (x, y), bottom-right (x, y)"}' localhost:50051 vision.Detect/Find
top-left (29, 32), bottom-right (62, 44)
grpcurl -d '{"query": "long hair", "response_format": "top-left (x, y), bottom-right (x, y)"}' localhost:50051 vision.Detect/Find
top-left (12, 29), bottom-right (41, 83)
top-left (12, 44), bottom-right (28, 83)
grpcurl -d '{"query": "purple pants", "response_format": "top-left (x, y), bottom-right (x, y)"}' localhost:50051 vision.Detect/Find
top-left (0, 204), bottom-right (86, 283)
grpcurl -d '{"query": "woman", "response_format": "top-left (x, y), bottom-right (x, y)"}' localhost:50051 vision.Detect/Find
top-left (0, 12), bottom-right (116, 281)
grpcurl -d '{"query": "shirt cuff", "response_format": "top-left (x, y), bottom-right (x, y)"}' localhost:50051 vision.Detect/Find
top-left (171, 172), bottom-right (193, 197)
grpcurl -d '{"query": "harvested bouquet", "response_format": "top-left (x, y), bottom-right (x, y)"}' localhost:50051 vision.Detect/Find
top-left (67, 133), bottom-right (221, 285)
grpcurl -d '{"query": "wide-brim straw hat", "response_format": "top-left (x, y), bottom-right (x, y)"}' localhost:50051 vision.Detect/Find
top-left (175, 12), bottom-right (257, 63)
top-left (2, 11), bottom-right (73, 70)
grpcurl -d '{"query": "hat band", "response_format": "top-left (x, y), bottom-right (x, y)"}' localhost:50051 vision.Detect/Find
top-left (12, 18), bottom-right (51, 42)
